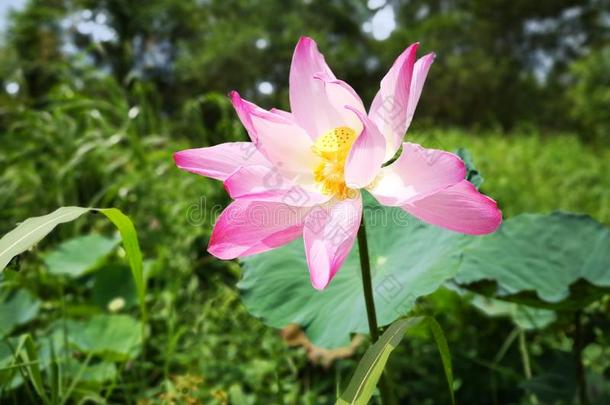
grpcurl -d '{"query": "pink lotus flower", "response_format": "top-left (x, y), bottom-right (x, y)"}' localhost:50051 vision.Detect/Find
top-left (174, 37), bottom-right (502, 290)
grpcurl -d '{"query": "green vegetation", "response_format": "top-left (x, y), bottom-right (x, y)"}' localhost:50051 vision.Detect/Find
top-left (1, 0), bottom-right (609, 403)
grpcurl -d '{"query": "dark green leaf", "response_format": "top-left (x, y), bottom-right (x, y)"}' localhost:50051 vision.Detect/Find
top-left (456, 148), bottom-right (484, 189)
top-left (0, 290), bottom-right (41, 338)
top-left (469, 295), bottom-right (556, 330)
top-left (91, 264), bottom-right (137, 310)
top-left (64, 314), bottom-right (142, 361)
top-left (454, 212), bottom-right (610, 309)
top-left (44, 234), bottom-right (118, 277)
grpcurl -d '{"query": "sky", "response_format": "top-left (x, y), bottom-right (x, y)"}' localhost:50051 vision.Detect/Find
top-left (0, 0), bottom-right (26, 35)
top-left (0, 0), bottom-right (397, 41)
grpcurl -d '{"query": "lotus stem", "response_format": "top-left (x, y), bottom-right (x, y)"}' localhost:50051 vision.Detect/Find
top-left (357, 216), bottom-right (393, 404)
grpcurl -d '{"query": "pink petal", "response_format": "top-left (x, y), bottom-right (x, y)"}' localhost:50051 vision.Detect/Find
top-left (405, 53), bottom-right (435, 131)
top-left (369, 43), bottom-right (419, 160)
top-left (289, 36), bottom-right (355, 138)
top-left (229, 91), bottom-right (270, 143)
top-left (344, 107), bottom-right (386, 188)
top-left (370, 142), bottom-right (466, 206)
top-left (173, 142), bottom-right (270, 181)
top-left (230, 91), bottom-right (320, 183)
top-left (402, 180), bottom-right (502, 235)
top-left (269, 108), bottom-right (294, 121)
top-left (208, 200), bottom-right (307, 259)
top-left (303, 195), bottom-right (362, 290)
top-left (224, 165), bottom-right (331, 206)
top-left (313, 72), bottom-right (366, 134)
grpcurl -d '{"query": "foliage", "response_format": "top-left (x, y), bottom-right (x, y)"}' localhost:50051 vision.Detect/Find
top-left (568, 46), bottom-right (610, 142)
top-left (1, 0), bottom-right (609, 403)
top-left (1, 0), bottom-right (608, 133)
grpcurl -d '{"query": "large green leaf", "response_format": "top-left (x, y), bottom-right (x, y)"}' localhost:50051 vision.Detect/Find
top-left (239, 198), bottom-right (468, 348)
top-left (469, 295), bottom-right (557, 330)
top-left (0, 289), bottom-right (41, 337)
top-left (0, 207), bottom-right (90, 272)
top-left (240, 200), bottom-right (610, 346)
top-left (64, 314), bottom-right (142, 361)
top-left (337, 316), bottom-right (454, 405)
top-left (454, 212), bottom-right (610, 309)
top-left (91, 264), bottom-right (137, 309)
top-left (44, 234), bottom-right (118, 277)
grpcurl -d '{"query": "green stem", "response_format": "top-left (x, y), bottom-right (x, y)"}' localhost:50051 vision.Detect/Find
top-left (357, 219), bottom-right (379, 342)
top-left (574, 311), bottom-right (589, 405)
top-left (518, 329), bottom-right (538, 405)
top-left (357, 217), bottom-right (393, 404)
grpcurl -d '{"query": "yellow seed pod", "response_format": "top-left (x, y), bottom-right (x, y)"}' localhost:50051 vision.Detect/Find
top-left (312, 126), bottom-right (357, 159)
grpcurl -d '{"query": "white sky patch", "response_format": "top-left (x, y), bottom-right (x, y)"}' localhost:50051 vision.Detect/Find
top-left (258, 81), bottom-right (274, 95)
top-left (370, 4), bottom-right (396, 41)
top-left (95, 12), bottom-right (108, 25)
top-left (0, 0), bottom-right (27, 35)
top-left (255, 38), bottom-right (269, 49)
top-left (76, 20), bottom-right (116, 42)
top-left (5, 82), bottom-right (19, 95)
top-left (532, 50), bottom-right (554, 84)
top-left (81, 9), bottom-right (93, 20)
top-left (416, 5), bottom-right (430, 21)
top-left (364, 56), bottom-right (380, 72)
top-left (367, 0), bottom-right (386, 10)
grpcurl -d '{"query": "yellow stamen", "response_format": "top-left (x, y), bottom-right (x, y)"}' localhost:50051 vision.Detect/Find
top-left (312, 126), bottom-right (358, 199)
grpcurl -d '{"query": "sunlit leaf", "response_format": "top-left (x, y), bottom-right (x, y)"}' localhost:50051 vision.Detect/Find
top-left (0, 207), bottom-right (90, 272)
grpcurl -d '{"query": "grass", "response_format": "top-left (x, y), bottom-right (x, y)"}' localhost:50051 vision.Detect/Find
top-left (411, 128), bottom-right (610, 225)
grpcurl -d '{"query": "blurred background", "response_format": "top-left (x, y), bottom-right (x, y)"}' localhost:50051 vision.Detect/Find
top-left (0, 0), bottom-right (609, 403)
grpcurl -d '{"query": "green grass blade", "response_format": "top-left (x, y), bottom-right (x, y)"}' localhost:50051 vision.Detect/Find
top-left (97, 209), bottom-right (147, 324)
top-left (338, 316), bottom-right (456, 405)
top-left (18, 335), bottom-right (50, 404)
top-left (426, 317), bottom-right (456, 405)
top-left (337, 317), bottom-right (426, 405)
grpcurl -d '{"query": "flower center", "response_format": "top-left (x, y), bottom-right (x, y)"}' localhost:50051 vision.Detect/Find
top-left (312, 126), bottom-right (357, 199)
